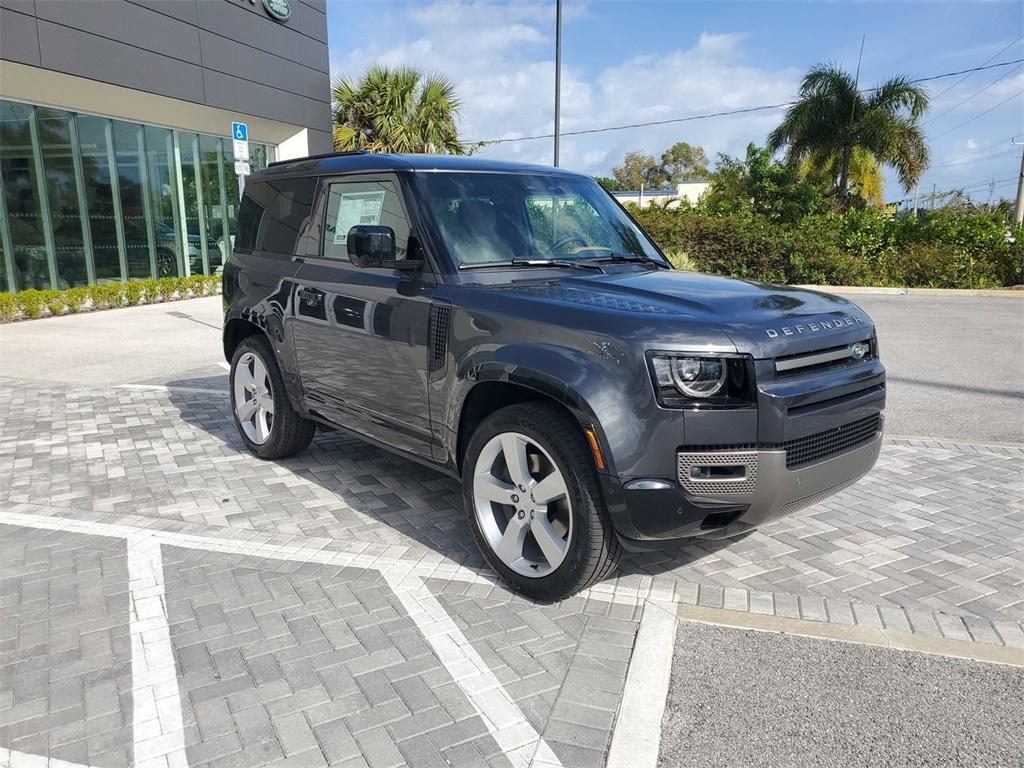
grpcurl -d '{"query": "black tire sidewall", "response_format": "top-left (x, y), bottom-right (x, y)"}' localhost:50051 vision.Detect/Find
top-left (462, 404), bottom-right (603, 598)
top-left (229, 336), bottom-right (290, 458)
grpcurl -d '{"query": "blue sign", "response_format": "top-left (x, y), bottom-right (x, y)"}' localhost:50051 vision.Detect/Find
top-left (231, 122), bottom-right (248, 142)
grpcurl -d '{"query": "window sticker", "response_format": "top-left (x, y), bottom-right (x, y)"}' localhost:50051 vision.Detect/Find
top-left (332, 190), bottom-right (386, 244)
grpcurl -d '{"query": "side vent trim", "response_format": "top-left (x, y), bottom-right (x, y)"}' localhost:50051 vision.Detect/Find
top-left (429, 304), bottom-right (452, 372)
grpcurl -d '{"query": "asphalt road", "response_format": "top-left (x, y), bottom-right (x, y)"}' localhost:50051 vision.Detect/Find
top-left (659, 622), bottom-right (1024, 768)
top-left (847, 294), bottom-right (1024, 444)
top-left (0, 292), bottom-right (1020, 444)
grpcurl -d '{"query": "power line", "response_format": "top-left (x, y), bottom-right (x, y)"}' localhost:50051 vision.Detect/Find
top-left (924, 62), bottom-right (1024, 125)
top-left (932, 135), bottom-right (1015, 164)
top-left (473, 58), bottom-right (1024, 145)
top-left (929, 36), bottom-right (1023, 101)
top-left (930, 148), bottom-right (1017, 168)
top-left (928, 87), bottom-right (1024, 139)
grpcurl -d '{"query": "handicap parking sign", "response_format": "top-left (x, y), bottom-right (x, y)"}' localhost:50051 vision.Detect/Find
top-left (231, 122), bottom-right (248, 142)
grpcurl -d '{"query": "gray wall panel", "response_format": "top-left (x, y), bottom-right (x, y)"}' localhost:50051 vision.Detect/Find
top-left (34, 0), bottom-right (202, 62)
top-left (127, 0), bottom-right (200, 25)
top-left (202, 69), bottom-right (315, 123)
top-left (2, 0), bottom-right (330, 148)
top-left (198, 29), bottom-right (329, 101)
top-left (307, 128), bottom-right (332, 154)
top-left (195, 0), bottom-right (328, 72)
top-left (36, 19), bottom-right (206, 103)
top-left (0, 7), bottom-right (40, 67)
top-left (204, 0), bottom-right (327, 44)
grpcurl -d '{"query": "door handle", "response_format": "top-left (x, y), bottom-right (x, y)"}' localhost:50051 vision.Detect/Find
top-left (297, 286), bottom-right (322, 305)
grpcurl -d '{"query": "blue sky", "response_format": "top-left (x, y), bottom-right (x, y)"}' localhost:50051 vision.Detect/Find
top-left (327, 1), bottom-right (1023, 203)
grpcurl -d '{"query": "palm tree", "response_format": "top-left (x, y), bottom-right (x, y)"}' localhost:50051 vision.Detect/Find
top-left (332, 65), bottom-right (470, 155)
top-left (768, 64), bottom-right (929, 206)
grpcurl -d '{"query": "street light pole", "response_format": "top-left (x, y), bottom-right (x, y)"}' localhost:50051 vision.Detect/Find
top-left (1013, 138), bottom-right (1024, 227)
top-left (553, 0), bottom-right (562, 167)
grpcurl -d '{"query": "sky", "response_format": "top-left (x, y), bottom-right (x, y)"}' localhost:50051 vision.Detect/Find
top-left (326, 0), bottom-right (1024, 204)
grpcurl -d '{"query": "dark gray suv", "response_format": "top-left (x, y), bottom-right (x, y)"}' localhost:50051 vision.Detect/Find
top-left (223, 152), bottom-right (885, 600)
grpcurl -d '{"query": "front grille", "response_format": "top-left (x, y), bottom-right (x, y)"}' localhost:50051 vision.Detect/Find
top-left (784, 414), bottom-right (881, 469)
top-left (774, 339), bottom-right (874, 376)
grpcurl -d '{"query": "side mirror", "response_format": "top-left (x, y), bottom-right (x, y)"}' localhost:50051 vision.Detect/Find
top-left (347, 225), bottom-right (395, 268)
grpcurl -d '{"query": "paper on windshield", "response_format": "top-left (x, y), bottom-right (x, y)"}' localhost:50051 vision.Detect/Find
top-left (332, 190), bottom-right (385, 244)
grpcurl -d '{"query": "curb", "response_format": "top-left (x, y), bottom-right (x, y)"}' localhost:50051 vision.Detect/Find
top-left (796, 284), bottom-right (1024, 298)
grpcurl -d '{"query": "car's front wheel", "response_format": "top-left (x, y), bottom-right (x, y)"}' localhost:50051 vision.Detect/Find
top-left (462, 403), bottom-right (620, 600)
top-left (229, 336), bottom-right (315, 459)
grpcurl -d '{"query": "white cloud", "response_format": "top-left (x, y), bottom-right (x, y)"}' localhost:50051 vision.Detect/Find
top-left (332, 0), bottom-right (800, 175)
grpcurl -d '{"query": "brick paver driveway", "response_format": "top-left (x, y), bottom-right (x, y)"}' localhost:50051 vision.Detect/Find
top-left (1, 356), bottom-right (1022, 767)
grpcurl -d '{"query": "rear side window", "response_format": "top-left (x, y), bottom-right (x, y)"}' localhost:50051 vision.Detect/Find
top-left (236, 177), bottom-right (317, 255)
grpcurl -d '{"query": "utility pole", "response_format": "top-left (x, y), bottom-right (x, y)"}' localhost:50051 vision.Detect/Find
top-left (1013, 137), bottom-right (1024, 227)
top-left (913, 184), bottom-right (920, 219)
top-left (553, 0), bottom-right (562, 167)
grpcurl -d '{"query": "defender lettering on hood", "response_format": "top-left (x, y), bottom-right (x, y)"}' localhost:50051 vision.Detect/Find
top-left (764, 315), bottom-right (865, 338)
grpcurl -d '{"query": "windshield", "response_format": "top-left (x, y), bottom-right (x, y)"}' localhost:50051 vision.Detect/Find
top-left (415, 172), bottom-right (665, 267)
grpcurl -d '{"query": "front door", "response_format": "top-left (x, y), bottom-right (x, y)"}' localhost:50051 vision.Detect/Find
top-left (292, 174), bottom-right (435, 459)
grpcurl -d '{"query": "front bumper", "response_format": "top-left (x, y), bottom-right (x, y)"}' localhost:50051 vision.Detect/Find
top-left (610, 425), bottom-right (882, 547)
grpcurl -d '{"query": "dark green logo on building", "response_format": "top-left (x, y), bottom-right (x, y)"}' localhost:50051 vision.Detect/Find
top-left (262, 0), bottom-right (291, 21)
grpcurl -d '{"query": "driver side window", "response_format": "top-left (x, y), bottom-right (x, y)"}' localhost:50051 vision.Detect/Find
top-left (322, 180), bottom-right (411, 261)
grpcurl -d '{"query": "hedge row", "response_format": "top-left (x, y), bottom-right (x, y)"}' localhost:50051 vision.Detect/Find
top-left (634, 207), bottom-right (1024, 289)
top-left (0, 275), bottom-right (222, 323)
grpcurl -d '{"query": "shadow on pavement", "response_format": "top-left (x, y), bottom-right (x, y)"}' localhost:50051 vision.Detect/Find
top-left (164, 372), bottom-right (738, 593)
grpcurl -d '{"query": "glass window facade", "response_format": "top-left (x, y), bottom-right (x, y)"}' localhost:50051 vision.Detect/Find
top-left (0, 99), bottom-right (274, 292)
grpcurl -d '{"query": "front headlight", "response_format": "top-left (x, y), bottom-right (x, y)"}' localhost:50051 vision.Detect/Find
top-left (648, 353), bottom-right (755, 408)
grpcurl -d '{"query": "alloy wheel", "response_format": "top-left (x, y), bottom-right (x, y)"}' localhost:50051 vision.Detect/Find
top-left (472, 432), bottom-right (572, 578)
top-left (233, 351), bottom-right (275, 445)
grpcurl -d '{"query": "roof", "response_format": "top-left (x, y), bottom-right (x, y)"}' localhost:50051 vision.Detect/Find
top-left (257, 151), bottom-right (587, 180)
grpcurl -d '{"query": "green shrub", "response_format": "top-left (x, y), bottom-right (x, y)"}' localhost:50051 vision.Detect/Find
top-left (663, 248), bottom-right (697, 271)
top-left (17, 290), bottom-right (45, 318)
top-left (39, 289), bottom-right (65, 316)
top-left (64, 287), bottom-right (89, 312)
top-left (153, 278), bottom-right (176, 302)
top-left (0, 292), bottom-right (17, 322)
top-left (88, 283), bottom-right (123, 309)
top-left (173, 276), bottom-right (191, 298)
top-left (123, 281), bottom-right (145, 306)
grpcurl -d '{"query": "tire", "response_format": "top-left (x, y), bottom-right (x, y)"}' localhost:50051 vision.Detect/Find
top-left (462, 403), bottom-right (620, 601)
top-left (156, 248), bottom-right (176, 277)
top-left (229, 335), bottom-right (315, 459)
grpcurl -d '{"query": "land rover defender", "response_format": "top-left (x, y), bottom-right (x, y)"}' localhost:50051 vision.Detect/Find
top-left (223, 152), bottom-right (885, 600)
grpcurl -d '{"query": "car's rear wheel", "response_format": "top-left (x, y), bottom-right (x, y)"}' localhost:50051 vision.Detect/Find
top-left (463, 403), bottom-right (620, 600)
top-left (230, 336), bottom-right (315, 459)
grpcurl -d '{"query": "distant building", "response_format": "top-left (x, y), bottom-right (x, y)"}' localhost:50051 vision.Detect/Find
top-left (0, 0), bottom-right (331, 292)
top-left (612, 181), bottom-right (709, 209)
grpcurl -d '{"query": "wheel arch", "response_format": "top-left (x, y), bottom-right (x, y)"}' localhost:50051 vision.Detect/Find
top-left (223, 317), bottom-right (265, 362)
top-left (454, 372), bottom-right (608, 478)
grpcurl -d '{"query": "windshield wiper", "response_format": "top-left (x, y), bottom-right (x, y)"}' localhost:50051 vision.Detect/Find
top-left (460, 258), bottom-right (606, 273)
top-left (576, 252), bottom-right (663, 267)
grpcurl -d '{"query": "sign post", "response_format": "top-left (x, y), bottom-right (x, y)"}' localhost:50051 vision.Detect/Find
top-left (231, 121), bottom-right (249, 197)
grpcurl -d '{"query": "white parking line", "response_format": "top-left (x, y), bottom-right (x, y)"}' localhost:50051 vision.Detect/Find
top-left (217, 361), bottom-right (231, 371)
top-left (384, 567), bottom-right (562, 768)
top-left (606, 599), bottom-right (679, 768)
top-left (0, 511), bottom-right (562, 768)
top-left (0, 748), bottom-right (92, 768)
top-left (126, 535), bottom-right (189, 768)
top-left (117, 384), bottom-right (228, 396)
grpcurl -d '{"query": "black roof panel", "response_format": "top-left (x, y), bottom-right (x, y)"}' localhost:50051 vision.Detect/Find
top-left (255, 151), bottom-right (587, 180)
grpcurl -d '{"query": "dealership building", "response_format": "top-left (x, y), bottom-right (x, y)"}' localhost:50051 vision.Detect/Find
top-left (0, 0), bottom-right (331, 293)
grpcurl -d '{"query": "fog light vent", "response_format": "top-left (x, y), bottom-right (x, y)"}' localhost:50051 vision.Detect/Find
top-left (677, 451), bottom-right (758, 496)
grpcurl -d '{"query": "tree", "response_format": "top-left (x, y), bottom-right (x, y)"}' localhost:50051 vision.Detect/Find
top-left (660, 142), bottom-right (709, 183)
top-left (594, 176), bottom-right (619, 191)
top-left (612, 152), bottom-right (667, 190)
top-left (332, 64), bottom-right (471, 154)
top-left (801, 147), bottom-right (884, 208)
top-left (767, 64), bottom-right (929, 206)
top-left (703, 144), bottom-right (825, 224)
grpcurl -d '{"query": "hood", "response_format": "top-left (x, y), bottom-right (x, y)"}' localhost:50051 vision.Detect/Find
top-left (516, 269), bottom-right (874, 359)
